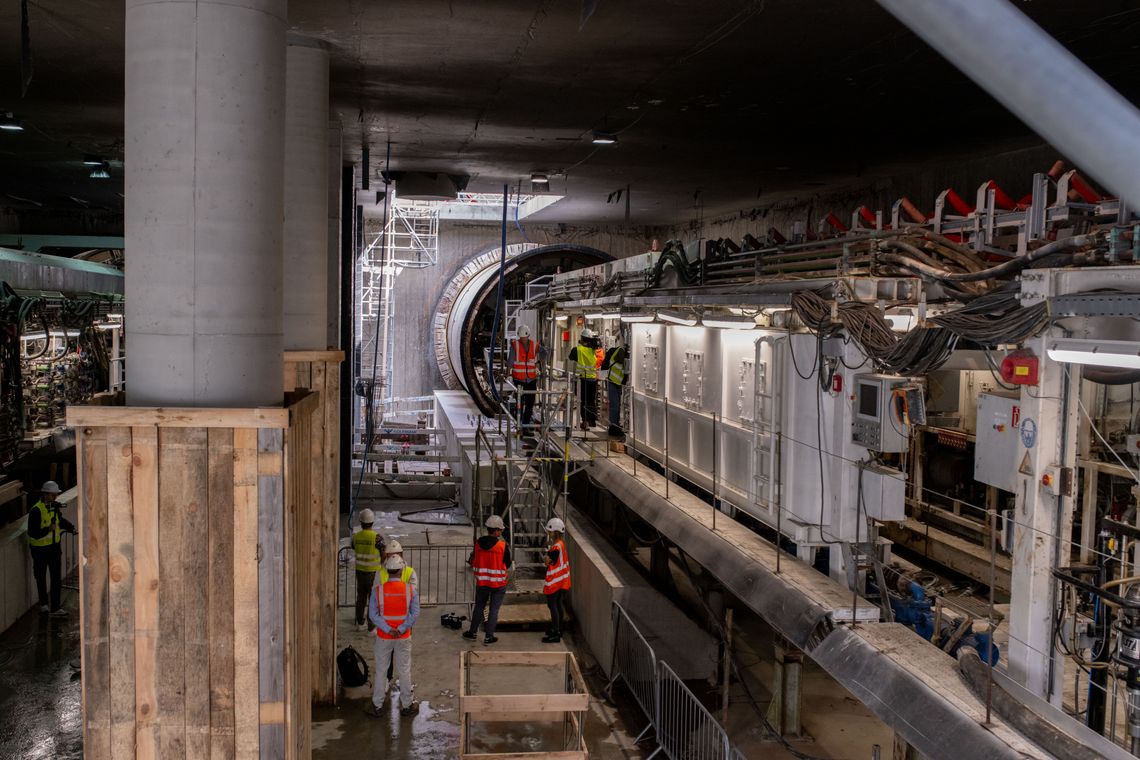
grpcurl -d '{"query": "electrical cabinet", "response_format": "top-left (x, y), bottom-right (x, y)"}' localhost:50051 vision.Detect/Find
top-left (974, 392), bottom-right (1023, 492)
top-left (850, 373), bottom-right (919, 453)
top-left (857, 463), bottom-right (906, 522)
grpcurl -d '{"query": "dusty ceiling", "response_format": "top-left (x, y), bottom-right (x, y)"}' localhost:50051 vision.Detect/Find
top-left (2, 0), bottom-right (1140, 230)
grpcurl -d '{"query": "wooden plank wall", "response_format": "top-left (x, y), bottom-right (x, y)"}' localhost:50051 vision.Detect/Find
top-left (74, 393), bottom-right (317, 760)
top-left (283, 352), bottom-right (342, 704)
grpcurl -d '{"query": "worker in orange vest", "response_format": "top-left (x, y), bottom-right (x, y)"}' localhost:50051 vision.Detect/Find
top-left (541, 517), bottom-right (571, 643)
top-left (365, 553), bottom-right (420, 716)
top-left (509, 324), bottom-right (545, 430)
top-left (463, 514), bottom-right (512, 644)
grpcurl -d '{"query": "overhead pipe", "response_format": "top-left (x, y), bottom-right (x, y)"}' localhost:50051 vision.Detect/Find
top-left (876, 0), bottom-right (1140, 208)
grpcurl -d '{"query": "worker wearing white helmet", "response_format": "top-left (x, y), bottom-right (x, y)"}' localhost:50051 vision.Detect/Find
top-left (574, 328), bottom-right (600, 431)
top-left (367, 551), bottom-right (420, 717)
top-left (464, 514), bottom-right (513, 645)
top-left (27, 480), bottom-right (75, 616)
top-left (508, 323), bottom-right (547, 431)
top-left (542, 517), bottom-right (571, 643)
top-left (351, 508), bottom-right (383, 631)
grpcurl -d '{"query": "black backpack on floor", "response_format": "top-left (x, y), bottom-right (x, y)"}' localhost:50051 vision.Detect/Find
top-left (337, 645), bottom-right (369, 688)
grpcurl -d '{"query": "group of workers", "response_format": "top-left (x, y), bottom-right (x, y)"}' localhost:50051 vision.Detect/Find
top-left (351, 508), bottom-right (573, 717)
top-left (508, 322), bottom-right (629, 438)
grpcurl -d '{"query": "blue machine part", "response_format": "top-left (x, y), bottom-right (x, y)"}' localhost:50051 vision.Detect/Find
top-left (886, 582), bottom-right (999, 665)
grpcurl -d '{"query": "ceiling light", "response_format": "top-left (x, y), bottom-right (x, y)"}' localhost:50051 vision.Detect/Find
top-left (82, 154), bottom-right (104, 166)
top-left (591, 130), bottom-right (617, 145)
top-left (585, 312), bottom-right (605, 320)
top-left (1047, 338), bottom-right (1140, 369)
top-left (0, 113), bottom-right (23, 132)
top-left (702, 314), bottom-right (757, 330)
top-left (90, 163), bottom-right (110, 180)
top-left (620, 312), bottom-right (654, 323)
top-left (657, 309), bottom-right (698, 327)
top-left (554, 315), bottom-right (568, 323)
top-left (601, 311), bottom-right (620, 320)
top-left (531, 173), bottom-right (549, 185)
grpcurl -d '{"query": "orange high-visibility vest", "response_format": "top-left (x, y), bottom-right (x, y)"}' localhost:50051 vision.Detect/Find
top-left (543, 539), bottom-right (571, 594)
top-left (374, 566), bottom-right (414, 640)
top-left (472, 538), bottom-right (509, 588)
top-left (511, 339), bottom-right (538, 381)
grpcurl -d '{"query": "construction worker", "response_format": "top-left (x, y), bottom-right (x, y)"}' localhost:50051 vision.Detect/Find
top-left (464, 514), bottom-right (512, 645)
top-left (574, 329), bottom-right (599, 430)
top-left (352, 509), bottom-right (383, 631)
top-left (26, 480), bottom-right (75, 616)
top-left (542, 517), bottom-right (571, 643)
top-left (366, 553), bottom-right (420, 717)
top-left (509, 324), bottom-right (545, 430)
top-left (601, 336), bottom-right (629, 438)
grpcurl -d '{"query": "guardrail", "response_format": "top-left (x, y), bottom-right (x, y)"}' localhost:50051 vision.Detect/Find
top-left (607, 601), bottom-right (743, 760)
top-left (338, 543), bottom-right (475, 609)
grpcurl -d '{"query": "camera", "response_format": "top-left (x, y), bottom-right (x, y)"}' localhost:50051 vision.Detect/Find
top-left (440, 612), bottom-right (467, 630)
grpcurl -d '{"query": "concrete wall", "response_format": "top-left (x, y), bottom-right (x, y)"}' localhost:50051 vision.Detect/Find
top-left (0, 487), bottom-right (78, 633)
top-left (388, 220), bottom-right (657, 399)
top-left (566, 505), bottom-right (717, 682)
top-left (661, 143), bottom-right (1057, 244)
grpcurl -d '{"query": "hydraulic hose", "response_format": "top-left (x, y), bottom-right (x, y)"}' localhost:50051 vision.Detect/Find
top-left (884, 233), bottom-right (1101, 283)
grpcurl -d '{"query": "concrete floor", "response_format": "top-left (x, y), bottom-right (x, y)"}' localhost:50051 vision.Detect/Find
top-left (315, 499), bottom-right (646, 759)
top-left (0, 584), bottom-right (82, 759)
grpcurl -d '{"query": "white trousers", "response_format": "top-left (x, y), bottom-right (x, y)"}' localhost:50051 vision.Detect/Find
top-left (373, 635), bottom-right (414, 709)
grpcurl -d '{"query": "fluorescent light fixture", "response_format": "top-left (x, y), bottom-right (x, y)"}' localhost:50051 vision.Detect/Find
top-left (657, 309), bottom-right (698, 327)
top-left (107, 313), bottom-right (123, 319)
top-left (1047, 338), bottom-right (1140, 369)
top-left (530, 173), bottom-right (549, 184)
top-left (82, 154), bottom-right (104, 166)
top-left (585, 312), bottom-right (605, 320)
top-left (591, 130), bottom-right (617, 145)
top-left (601, 311), bottom-right (620, 319)
top-left (619, 312), bottom-right (654, 323)
top-left (96, 323), bottom-right (121, 331)
top-left (554, 315), bottom-right (568, 323)
top-left (702, 314), bottom-right (756, 330)
top-left (0, 113), bottom-right (23, 132)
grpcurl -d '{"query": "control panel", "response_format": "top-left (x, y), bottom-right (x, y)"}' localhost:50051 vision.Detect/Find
top-left (851, 373), bottom-right (923, 453)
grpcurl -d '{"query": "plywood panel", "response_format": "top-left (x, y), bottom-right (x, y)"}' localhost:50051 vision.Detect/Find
top-left (106, 427), bottom-right (136, 758)
top-left (156, 428), bottom-right (187, 760)
top-left (80, 428), bottom-right (111, 760)
top-left (132, 426), bottom-right (160, 759)
top-left (181, 429), bottom-right (211, 757)
top-left (208, 428), bottom-right (237, 760)
top-left (232, 427), bottom-right (261, 760)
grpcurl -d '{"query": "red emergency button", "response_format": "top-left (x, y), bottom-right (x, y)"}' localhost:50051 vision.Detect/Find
top-left (1041, 472), bottom-right (1053, 488)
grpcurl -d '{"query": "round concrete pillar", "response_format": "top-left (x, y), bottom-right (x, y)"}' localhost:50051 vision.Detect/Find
top-left (284, 38), bottom-right (331, 351)
top-left (125, 0), bottom-right (286, 407)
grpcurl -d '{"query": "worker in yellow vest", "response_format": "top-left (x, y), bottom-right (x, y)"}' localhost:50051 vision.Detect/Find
top-left (351, 509), bottom-right (383, 631)
top-left (366, 554), bottom-right (420, 717)
top-left (542, 517), bottom-right (571, 643)
top-left (464, 514), bottom-right (512, 645)
top-left (574, 329), bottom-right (599, 430)
top-left (601, 338), bottom-right (629, 438)
top-left (26, 480), bottom-right (74, 616)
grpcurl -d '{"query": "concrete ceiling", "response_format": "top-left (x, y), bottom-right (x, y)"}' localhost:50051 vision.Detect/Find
top-left (2, 0), bottom-right (1140, 229)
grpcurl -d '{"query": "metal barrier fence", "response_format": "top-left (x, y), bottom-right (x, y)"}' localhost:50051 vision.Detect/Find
top-left (338, 543), bottom-right (475, 609)
top-left (609, 601), bottom-right (742, 760)
top-left (608, 603), bottom-right (658, 740)
top-left (652, 660), bottom-right (731, 760)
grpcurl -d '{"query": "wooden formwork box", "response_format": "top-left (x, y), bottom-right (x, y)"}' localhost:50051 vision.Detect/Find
top-left (69, 391), bottom-right (319, 760)
top-left (459, 650), bottom-right (589, 760)
top-left (283, 350), bottom-right (344, 704)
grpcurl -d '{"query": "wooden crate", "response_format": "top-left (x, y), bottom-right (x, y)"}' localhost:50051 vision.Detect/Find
top-left (69, 391), bottom-right (319, 760)
top-left (283, 350), bottom-right (344, 704)
top-left (459, 650), bottom-right (589, 760)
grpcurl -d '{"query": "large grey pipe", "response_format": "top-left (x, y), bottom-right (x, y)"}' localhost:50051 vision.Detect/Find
top-left (125, 0), bottom-right (286, 406)
top-left (284, 38), bottom-right (330, 350)
top-left (876, 0), bottom-right (1140, 207)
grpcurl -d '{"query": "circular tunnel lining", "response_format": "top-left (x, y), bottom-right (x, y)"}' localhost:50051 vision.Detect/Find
top-left (431, 243), bottom-right (611, 416)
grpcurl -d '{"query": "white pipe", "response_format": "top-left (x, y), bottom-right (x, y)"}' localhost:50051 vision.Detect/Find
top-left (877, 0), bottom-right (1140, 207)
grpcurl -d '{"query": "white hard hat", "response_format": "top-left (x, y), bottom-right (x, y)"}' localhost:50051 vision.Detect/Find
top-left (358, 508), bottom-right (375, 525)
top-left (485, 515), bottom-right (505, 530)
top-left (385, 540), bottom-right (403, 555)
top-left (42, 481), bottom-right (61, 494)
top-left (545, 517), bottom-right (566, 533)
top-left (517, 324), bottom-right (532, 339)
top-left (384, 555), bottom-right (406, 572)
top-left (580, 328), bottom-right (595, 339)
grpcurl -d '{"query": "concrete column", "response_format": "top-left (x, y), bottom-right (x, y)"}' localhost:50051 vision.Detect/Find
top-left (125, 0), bottom-right (286, 407)
top-left (283, 38), bottom-right (330, 350)
top-left (1008, 334), bottom-right (1079, 703)
top-left (326, 122), bottom-right (343, 349)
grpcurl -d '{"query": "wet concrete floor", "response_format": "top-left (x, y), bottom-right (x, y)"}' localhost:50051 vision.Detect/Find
top-left (0, 585), bottom-right (83, 759)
